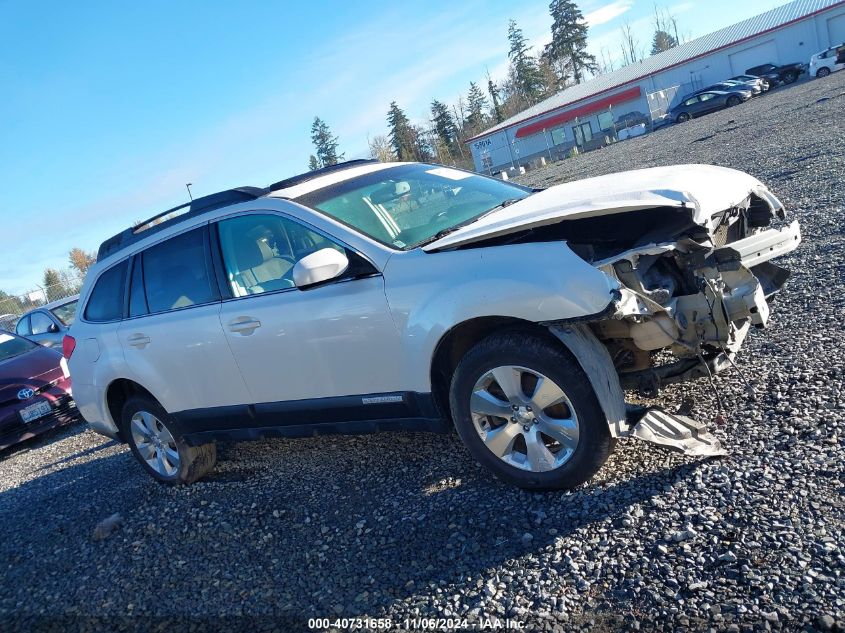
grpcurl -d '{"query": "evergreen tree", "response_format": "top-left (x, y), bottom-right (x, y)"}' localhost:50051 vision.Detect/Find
top-left (544, 0), bottom-right (597, 84)
top-left (465, 82), bottom-right (489, 134)
top-left (430, 99), bottom-right (457, 150)
top-left (387, 102), bottom-right (417, 161)
top-left (650, 29), bottom-right (678, 55)
top-left (308, 155), bottom-right (320, 171)
top-left (310, 116), bottom-right (344, 168)
top-left (507, 20), bottom-right (546, 104)
top-left (487, 77), bottom-right (503, 124)
top-left (42, 268), bottom-right (69, 302)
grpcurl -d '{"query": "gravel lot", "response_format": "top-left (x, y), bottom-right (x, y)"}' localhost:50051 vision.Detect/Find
top-left (2, 73), bottom-right (844, 632)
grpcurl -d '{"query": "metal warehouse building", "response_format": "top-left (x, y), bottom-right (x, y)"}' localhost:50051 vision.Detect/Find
top-left (467, 0), bottom-right (845, 173)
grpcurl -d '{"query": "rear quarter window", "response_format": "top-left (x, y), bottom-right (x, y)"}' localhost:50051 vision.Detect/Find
top-left (84, 260), bottom-right (129, 322)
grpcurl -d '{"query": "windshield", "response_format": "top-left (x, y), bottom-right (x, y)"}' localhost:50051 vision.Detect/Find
top-left (50, 299), bottom-right (78, 326)
top-left (296, 164), bottom-right (532, 249)
top-left (0, 332), bottom-right (36, 362)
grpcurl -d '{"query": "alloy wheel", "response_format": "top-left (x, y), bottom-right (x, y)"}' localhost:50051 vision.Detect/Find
top-left (130, 411), bottom-right (180, 477)
top-left (470, 365), bottom-right (580, 472)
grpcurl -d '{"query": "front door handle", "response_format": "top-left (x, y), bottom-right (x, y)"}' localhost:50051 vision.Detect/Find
top-left (227, 317), bottom-right (261, 335)
top-left (127, 334), bottom-right (151, 349)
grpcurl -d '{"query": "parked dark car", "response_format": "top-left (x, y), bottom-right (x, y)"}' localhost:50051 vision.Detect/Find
top-left (668, 89), bottom-right (752, 123)
top-left (15, 295), bottom-right (79, 348)
top-left (745, 62), bottom-right (807, 86)
top-left (614, 111), bottom-right (650, 131)
top-left (729, 75), bottom-right (770, 91)
top-left (0, 331), bottom-right (76, 451)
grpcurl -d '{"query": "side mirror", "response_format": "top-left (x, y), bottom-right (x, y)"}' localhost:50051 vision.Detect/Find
top-left (48, 323), bottom-right (60, 334)
top-left (292, 248), bottom-right (349, 289)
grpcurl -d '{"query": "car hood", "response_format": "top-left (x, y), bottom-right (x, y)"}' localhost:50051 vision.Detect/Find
top-left (422, 164), bottom-right (780, 251)
top-left (0, 345), bottom-right (64, 403)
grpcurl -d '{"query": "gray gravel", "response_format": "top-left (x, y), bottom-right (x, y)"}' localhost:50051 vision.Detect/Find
top-left (2, 73), bottom-right (844, 632)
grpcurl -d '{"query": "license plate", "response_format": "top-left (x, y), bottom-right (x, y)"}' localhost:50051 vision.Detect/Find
top-left (20, 400), bottom-right (52, 424)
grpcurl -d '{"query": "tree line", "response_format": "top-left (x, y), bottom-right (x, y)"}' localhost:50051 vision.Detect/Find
top-left (307, 1), bottom-right (683, 170)
top-left (0, 248), bottom-right (96, 316)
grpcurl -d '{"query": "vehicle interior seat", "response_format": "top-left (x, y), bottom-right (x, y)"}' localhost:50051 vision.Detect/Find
top-left (230, 237), bottom-right (295, 296)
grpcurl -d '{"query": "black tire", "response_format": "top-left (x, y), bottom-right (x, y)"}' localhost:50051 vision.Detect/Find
top-left (121, 395), bottom-right (216, 485)
top-left (817, 67), bottom-right (831, 78)
top-left (676, 112), bottom-right (690, 123)
top-left (782, 71), bottom-right (798, 84)
top-left (726, 95), bottom-right (741, 107)
top-left (449, 330), bottom-right (615, 490)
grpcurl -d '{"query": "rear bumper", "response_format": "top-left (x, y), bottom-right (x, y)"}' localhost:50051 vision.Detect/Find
top-left (73, 382), bottom-right (122, 441)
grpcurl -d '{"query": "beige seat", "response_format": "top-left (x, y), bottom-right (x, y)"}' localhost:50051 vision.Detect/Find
top-left (230, 238), bottom-right (294, 296)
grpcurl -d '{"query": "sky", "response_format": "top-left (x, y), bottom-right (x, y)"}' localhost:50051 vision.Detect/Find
top-left (0, 0), bottom-right (784, 294)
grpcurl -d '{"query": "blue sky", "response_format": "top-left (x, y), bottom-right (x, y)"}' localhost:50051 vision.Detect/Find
top-left (0, 0), bottom-right (783, 294)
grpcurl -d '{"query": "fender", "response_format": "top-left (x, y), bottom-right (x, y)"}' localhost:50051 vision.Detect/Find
top-left (383, 241), bottom-right (620, 393)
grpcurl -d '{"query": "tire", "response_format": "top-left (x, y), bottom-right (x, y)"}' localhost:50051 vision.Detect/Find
top-left (676, 112), bottom-right (690, 123)
top-left (817, 67), bottom-right (831, 78)
top-left (782, 71), bottom-right (798, 84)
top-left (726, 95), bottom-right (741, 107)
top-left (449, 330), bottom-right (615, 490)
top-left (121, 395), bottom-right (217, 484)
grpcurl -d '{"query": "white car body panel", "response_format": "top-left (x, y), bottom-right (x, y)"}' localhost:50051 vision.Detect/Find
top-left (118, 304), bottom-right (251, 414)
top-left (382, 243), bottom-right (620, 392)
top-left (810, 45), bottom-right (845, 76)
top-left (218, 275), bottom-right (406, 404)
top-left (421, 165), bottom-right (774, 251)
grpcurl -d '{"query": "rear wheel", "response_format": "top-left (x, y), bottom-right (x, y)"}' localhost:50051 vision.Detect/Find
top-left (449, 331), bottom-right (614, 490)
top-left (817, 67), bottom-right (831, 78)
top-left (726, 95), bottom-right (741, 107)
top-left (676, 112), bottom-right (690, 123)
top-left (782, 71), bottom-right (798, 84)
top-left (122, 396), bottom-right (216, 484)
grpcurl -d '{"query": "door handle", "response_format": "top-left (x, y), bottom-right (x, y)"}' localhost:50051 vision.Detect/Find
top-left (127, 334), bottom-right (151, 348)
top-left (227, 317), bottom-right (261, 335)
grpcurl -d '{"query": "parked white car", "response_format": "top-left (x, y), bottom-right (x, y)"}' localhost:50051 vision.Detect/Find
top-left (66, 160), bottom-right (801, 489)
top-left (810, 43), bottom-right (845, 77)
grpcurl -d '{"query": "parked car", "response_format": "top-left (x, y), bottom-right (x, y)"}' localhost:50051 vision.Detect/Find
top-left (68, 160), bottom-right (800, 489)
top-left (728, 75), bottom-right (770, 92)
top-left (745, 62), bottom-right (807, 86)
top-left (669, 89), bottom-right (752, 123)
top-left (698, 80), bottom-right (762, 96)
top-left (809, 43), bottom-right (845, 77)
top-left (614, 111), bottom-right (650, 131)
top-left (0, 314), bottom-right (18, 331)
top-left (0, 331), bottom-right (76, 451)
top-left (16, 295), bottom-right (79, 348)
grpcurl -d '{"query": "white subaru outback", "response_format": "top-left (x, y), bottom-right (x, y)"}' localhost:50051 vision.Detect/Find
top-left (67, 160), bottom-right (801, 489)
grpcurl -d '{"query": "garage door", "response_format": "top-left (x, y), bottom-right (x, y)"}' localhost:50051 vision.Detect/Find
top-left (828, 12), bottom-right (845, 45)
top-left (729, 40), bottom-right (779, 75)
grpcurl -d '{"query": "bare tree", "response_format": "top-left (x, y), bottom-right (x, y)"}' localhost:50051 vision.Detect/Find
top-left (367, 134), bottom-right (395, 162)
top-left (620, 20), bottom-right (642, 66)
top-left (597, 46), bottom-right (616, 74)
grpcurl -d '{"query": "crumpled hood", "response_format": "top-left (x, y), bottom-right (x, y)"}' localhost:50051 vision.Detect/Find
top-left (422, 164), bottom-right (782, 251)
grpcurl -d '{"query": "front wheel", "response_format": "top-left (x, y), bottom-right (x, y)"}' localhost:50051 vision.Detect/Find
top-left (676, 112), bottom-right (690, 123)
top-left (817, 67), bottom-right (831, 78)
top-left (782, 71), bottom-right (798, 84)
top-left (449, 331), bottom-right (614, 490)
top-left (122, 396), bottom-right (217, 484)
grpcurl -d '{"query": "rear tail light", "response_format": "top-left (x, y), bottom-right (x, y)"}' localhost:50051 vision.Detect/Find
top-left (62, 335), bottom-right (76, 359)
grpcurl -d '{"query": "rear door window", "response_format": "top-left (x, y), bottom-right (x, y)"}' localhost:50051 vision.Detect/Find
top-left (84, 260), bottom-right (129, 322)
top-left (141, 226), bottom-right (219, 314)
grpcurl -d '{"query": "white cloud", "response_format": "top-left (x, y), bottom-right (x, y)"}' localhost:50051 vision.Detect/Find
top-left (585, 0), bottom-right (635, 27)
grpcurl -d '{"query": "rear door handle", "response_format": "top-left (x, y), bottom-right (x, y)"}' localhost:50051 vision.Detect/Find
top-left (127, 334), bottom-right (151, 348)
top-left (227, 317), bottom-right (261, 335)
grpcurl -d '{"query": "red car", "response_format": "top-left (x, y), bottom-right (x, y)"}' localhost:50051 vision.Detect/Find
top-left (0, 331), bottom-right (76, 451)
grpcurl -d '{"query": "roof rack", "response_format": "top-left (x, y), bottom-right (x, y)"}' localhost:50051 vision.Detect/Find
top-left (96, 186), bottom-right (264, 261)
top-left (264, 159), bottom-right (378, 194)
top-left (96, 159), bottom-right (381, 261)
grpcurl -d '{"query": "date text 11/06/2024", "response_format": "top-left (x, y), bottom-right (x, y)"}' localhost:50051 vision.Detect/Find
top-left (307, 617), bottom-right (527, 630)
